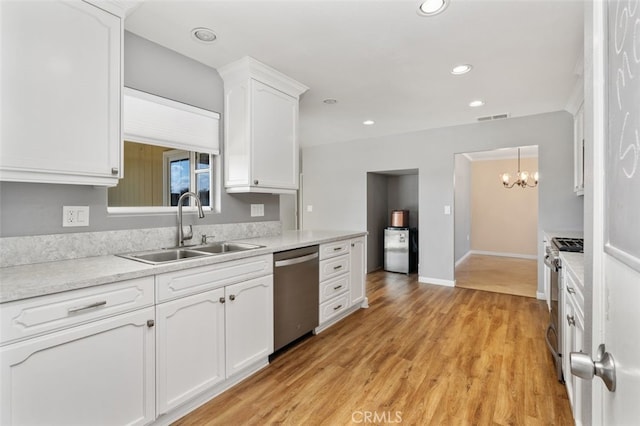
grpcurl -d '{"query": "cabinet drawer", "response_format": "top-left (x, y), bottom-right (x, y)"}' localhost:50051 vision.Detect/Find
top-left (319, 255), bottom-right (349, 282)
top-left (319, 275), bottom-right (350, 303)
top-left (319, 293), bottom-right (350, 324)
top-left (0, 276), bottom-right (154, 345)
top-left (319, 240), bottom-right (350, 260)
top-left (565, 271), bottom-right (584, 321)
top-left (156, 254), bottom-right (273, 302)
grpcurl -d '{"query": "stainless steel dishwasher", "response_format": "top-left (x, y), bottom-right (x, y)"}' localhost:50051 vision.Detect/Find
top-left (273, 245), bottom-right (319, 351)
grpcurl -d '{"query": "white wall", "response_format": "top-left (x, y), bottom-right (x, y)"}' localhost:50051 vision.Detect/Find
top-left (366, 172), bottom-right (389, 272)
top-left (301, 111), bottom-right (584, 294)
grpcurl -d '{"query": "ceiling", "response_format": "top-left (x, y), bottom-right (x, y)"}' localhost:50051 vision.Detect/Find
top-left (124, 0), bottom-right (584, 148)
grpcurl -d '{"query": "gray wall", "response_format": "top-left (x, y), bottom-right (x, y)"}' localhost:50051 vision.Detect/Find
top-left (0, 32), bottom-right (279, 238)
top-left (387, 174), bottom-right (419, 229)
top-left (454, 154), bottom-right (472, 263)
top-left (366, 173), bottom-right (388, 272)
top-left (302, 111), bottom-right (584, 293)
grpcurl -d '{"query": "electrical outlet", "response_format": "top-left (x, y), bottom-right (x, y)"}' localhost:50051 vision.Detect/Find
top-left (250, 204), bottom-right (264, 217)
top-left (63, 206), bottom-right (90, 227)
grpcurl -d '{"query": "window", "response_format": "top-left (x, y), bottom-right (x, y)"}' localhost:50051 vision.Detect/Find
top-left (163, 150), bottom-right (213, 207)
top-left (108, 141), bottom-right (220, 213)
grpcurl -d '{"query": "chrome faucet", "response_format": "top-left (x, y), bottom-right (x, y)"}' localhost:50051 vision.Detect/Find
top-left (176, 191), bottom-right (205, 247)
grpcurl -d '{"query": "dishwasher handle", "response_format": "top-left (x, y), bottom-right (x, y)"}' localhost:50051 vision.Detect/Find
top-left (274, 252), bottom-right (319, 268)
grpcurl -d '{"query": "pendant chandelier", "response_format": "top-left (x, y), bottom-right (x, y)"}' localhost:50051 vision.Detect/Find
top-left (500, 148), bottom-right (539, 189)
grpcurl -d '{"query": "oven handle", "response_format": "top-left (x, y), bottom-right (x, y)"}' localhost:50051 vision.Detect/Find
top-left (545, 323), bottom-right (559, 359)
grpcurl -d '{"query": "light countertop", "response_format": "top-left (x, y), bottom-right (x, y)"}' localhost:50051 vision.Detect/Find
top-left (0, 230), bottom-right (365, 304)
top-left (559, 252), bottom-right (584, 285)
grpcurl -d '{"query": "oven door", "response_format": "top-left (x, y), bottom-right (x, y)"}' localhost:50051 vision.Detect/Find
top-left (544, 254), bottom-right (563, 382)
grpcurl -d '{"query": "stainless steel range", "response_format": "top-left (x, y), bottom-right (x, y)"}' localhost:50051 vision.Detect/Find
top-left (545, 237), bottom-right (583, 382)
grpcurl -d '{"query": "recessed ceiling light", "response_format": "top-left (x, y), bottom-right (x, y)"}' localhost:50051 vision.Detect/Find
top-left (469, 100), bottom-right (485, 107)
top-left (323, 99), bottom-right (338, 104)
top-left (451, 64), bottom-right (473, 75)
top-left (363, 120), bottom-right (375, 126)
top-left (417, 0), bottom-right (449, 16)
top-left (191, 27), bottom-right (217, 43)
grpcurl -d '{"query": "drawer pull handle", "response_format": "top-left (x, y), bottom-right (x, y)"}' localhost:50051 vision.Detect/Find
top-left (333, 265), bottom-right (342, 270)
top-left (68, 300), bottom-right (107, 314)
top-left (567, 286), bottom-right (576, 294)
top-left (567, 315), bottom-right (576, 327)
top-left (333, 285), bottom-right (343, 290)
top-left (333, 304), bottom-right (343, 311)
top-left (333, 247), bottom-right (342, 251)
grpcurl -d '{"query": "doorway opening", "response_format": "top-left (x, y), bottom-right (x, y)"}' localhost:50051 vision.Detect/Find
top-left (366, 169), bottom-right (419, 274)
top-left (454, 146), bottom-right (538, 297)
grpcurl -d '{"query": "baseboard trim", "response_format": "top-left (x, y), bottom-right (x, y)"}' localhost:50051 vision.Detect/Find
top-left (418, 276), bottom-right (456, 287)
top-left (455, 251), bottom-right (472, 267)
top-left (469, 250), bottom-right (537, 260)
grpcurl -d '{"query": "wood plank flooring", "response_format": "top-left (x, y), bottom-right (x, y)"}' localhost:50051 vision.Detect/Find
top-left (174, 271), bottom-right (572, 425)
top-left (455, 254), bottom-right (538, 298)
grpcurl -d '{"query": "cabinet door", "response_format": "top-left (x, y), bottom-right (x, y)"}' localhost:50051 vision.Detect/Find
top-left (155, 288), bottom-right (225, 415)
top-left (350, 237), bottom-right (366, 306)
top-left (225, 275), bottom-right (273, 377)
top-left (250, 80), bottom-right (298, 190)
top-left (0, 308), bottom-right (155, 426)
top-left (0, 0), bottom-right (121, 186)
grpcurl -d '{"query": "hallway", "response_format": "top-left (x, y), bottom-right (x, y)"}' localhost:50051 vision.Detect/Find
top-left (455, 254), bottom-right (538, 298)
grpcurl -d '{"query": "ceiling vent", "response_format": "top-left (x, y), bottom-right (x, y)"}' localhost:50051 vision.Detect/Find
top-left (477, 113), bottom-right (510, 122)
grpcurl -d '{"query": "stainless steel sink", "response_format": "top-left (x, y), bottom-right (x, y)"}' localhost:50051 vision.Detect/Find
top-left (190, 242), bottom-right (264, 254)
top-left (117, 242), bottom-right (264, 265)
top-left (118, 248), bottom-right (210, 265)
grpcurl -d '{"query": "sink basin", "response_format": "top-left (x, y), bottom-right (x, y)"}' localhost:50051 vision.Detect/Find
top-left (190, 242), bottom-right (264, 254)
top-left (118, 242), bottom-right (264, 264)
top-left (118, 248), bottom-right (209, 265)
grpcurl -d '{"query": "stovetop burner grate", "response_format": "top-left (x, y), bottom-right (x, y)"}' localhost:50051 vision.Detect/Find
top-left (552, 237), bottom-right (584, 252)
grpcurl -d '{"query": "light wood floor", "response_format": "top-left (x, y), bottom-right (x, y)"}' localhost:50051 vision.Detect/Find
top-left (174, 271), bottom-right (571, 425)
top-left (455, 254), bottom-right (538, 298)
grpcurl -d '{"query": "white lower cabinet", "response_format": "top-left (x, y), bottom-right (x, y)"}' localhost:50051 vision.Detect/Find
top-left (316, 236), bottom-right (367, 332)
top-left (225, 276), bottom-right (274, 376)
top-left (349, 237), bottom-right (366, 306)
top-left (156, 288), bottom-right (226, 415)
top-left (0, 307), bottom-right (156, 426)
top-left (154, 257), bottom-right (273, 421)
top-left (561, 262), bottom-right (585, 425)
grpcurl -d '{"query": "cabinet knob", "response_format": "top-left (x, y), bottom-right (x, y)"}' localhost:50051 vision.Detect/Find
top-left (111, 167), bottom-right (119, 175)
top-left (229, 294), bottom-right (236, 301)
top-left (147, 319), bottom-right (155, 328)
top-left (219, 297), bottom-right (225, 304)
top-left (254, 179), bottom-right (259, 185)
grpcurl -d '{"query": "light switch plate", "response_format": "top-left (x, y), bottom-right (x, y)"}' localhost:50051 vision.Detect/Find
top-left (250, 204), bottom-right (264, 217)
top-left (63, 206), bottom-right (90, 227)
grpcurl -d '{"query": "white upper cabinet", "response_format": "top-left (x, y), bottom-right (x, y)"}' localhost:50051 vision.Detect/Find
top-left (0, 0), bottom-right (122, 186)
top-left (219, 57), bottom-right (308, 194)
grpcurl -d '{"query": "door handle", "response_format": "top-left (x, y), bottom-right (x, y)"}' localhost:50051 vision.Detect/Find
top-left (570, 344), bottom-right (616, 392)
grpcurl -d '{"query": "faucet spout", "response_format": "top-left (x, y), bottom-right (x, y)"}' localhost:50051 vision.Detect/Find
top-left (177, 191), bottom-right (205, 247)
